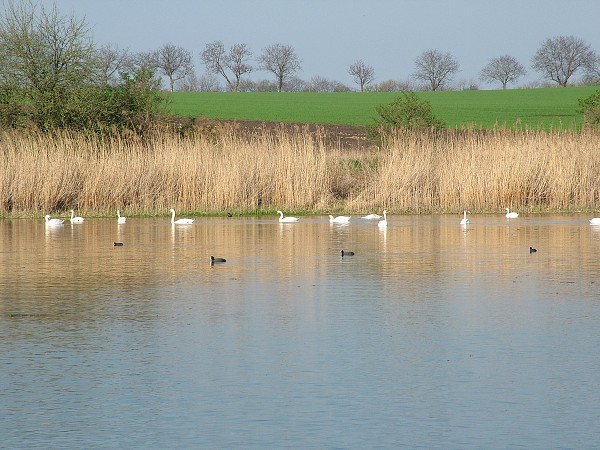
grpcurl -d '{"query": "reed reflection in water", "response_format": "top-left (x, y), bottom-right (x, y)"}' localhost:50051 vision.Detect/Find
top-left (1, 213), bottom-right (599, 449)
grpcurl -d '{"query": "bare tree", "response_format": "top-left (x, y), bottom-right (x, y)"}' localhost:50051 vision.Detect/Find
top-left (149, 44), bottom-right (193, 92)
top-left (200, 41), bottom-right (252, 92)
top-left (532, 35), bottom-right (595, 87)
top-left (480, 55), bottom-right (526, 89)
top-left (227, 43), bottom-right (253, 91)
top-left (584, 53), bottom-right (600, 83)
top-left (348, 59), bottom-right (375, 92)
top-left (374, 79), bottom-right (413, 92)
top-left (93, 43), bottom-right (130, 86)
top-left (413, 49), bottom-right (459, 91)
top-left (306, 75), bottom-right (333, 92)
top-left (258, 43), bottom-right (301, 92)
top-left (283, 76), bottom-right (306, 92)
top-left (304, 76), bottom-right (350, 92)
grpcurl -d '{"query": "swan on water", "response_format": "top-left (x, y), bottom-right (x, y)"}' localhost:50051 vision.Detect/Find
top-left (460, 210), bottom-right (470, 225)
top-left (277, 210), bottom-right (299, 222)
top-left (44, 214), bottom-right (64, 226)
top-left (170, 208), bottom-right (194, 224)
top-left (361, 213), bottom-right (381, 220)
top-left (378, 210), bottom-right (388, 228)
top-left (340, 250), bottom-right (355, 257)
top-left (589, 218), bottom-right (600, 224)
top-left (505, 208), bottom-right (519, 218)
top-left (117, 210), bottom-right (127, 224)
top-left (329, 215), bottom-right (351, 223)
top-left (70, 210), bottom-right (85, 223)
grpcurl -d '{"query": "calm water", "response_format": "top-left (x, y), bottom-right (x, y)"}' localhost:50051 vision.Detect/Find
top-left (1, 213), bottom-right (599, 449)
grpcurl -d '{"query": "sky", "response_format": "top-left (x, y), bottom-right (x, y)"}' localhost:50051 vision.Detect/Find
top-left (38, 0), bottom-right (600, 90)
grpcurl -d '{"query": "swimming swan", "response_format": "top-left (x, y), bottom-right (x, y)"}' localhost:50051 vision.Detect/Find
top-left (589, 218), bottom-right (600, 224)
top-left (505, 208), bottom-right (519, 218)
top-left (460, 210), bottom-right (470, 225)
top-left (117, 209), bottom-right (127, 224)
top-left (170, 208), bottom-right (194, 224)
top-left (45, 215), bottom-right (64, 226)
top-left (70, 210), bottom-right (85, 223)
top-left (329, 215), bottom-right (351, 223)
top-left (378, 210), bottom-right (388, 228)
top-left (277, 210), bottom-right (299, 222)
top-left (361, 213), bottom-right (381, 220)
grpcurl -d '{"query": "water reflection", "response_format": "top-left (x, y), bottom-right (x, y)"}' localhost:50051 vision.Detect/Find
top-left (3, 213), bottom-right (600, 312)
top-left (1, 213), bottom-right (600, 448)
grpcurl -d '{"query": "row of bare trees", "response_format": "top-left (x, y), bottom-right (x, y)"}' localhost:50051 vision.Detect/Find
top-left (200, 41), bottom-right (303, 93)
top-left (94, 35), bottom-right (599, 93)
top-left (97, 41), bottom-right (303, 93)
top-left (152, 35), bottom-right (598, 92)
top-left (1, 1), bottom-right (598, 95)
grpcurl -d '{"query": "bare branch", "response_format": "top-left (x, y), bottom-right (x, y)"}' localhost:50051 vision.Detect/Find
top-left (532, 35), bottom-right (595, 87)
top-left (413, 49), bottom-right (459, 91)
top-left (258, 43), bottom-right (301, 92)
top-left (93, 43), bottom-right (130, 86)
top-left (348, 59), bottom-right (375, 92)
top-left (480, 55), bottom-right (526, 89)
top-left (150, 43), bottom-right (193, 92)
top-left (200, 41), bottom-right (252, 92)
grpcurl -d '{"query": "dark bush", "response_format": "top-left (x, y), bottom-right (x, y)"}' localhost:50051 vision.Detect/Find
top-left (367, 91), bottom-right (445, 146)
top-left (579, 89), bottom-right (600, 130)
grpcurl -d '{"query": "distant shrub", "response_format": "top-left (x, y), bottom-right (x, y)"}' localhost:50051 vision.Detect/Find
top-left (367, 91), bottom-right (445, 146)
top-left (579, 89), bottom-right (600, 130)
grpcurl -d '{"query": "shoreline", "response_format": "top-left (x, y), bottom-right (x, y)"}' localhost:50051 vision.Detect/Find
top-left (3, 207), bottom-right (599, 220)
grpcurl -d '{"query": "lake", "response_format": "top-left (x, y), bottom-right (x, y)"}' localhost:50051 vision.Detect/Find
top-left (1, 213), bottom-right (599, 449)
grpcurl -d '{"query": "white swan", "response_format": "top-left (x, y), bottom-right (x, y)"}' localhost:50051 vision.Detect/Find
top-left (277, 210), bottom-right (299, 222)
top-left (44, 214), bottom-right (64, 226)
top-left (589, 218), bottom-right (600, 224)
top-left (361, 213), bottom-right (381, 220)
top-left (460, 210), bottom-right (470, 225)
top-left (378, 210), bottom-right (388, 228)
top-left (117, 209), bottom-right (127, 224)
top-left (70, 210), bottom-right (85, 223)
top-left (329, 214), bottom-right (351, 223)
top-left (505, 208), bottom-right (519, 218)
top-left (170, 208), bottom-right (194, 224)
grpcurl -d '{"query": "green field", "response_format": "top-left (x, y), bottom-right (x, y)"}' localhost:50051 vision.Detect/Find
top-left (167, 86), bottom-right (599, 131)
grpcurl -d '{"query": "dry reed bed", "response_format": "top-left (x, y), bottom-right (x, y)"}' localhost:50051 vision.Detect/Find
top-left (1, 128), bottom-right (600, 217)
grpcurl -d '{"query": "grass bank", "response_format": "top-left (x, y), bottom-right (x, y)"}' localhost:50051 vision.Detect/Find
top-left (168, 86), bottom-right (599, 131)
top-left (2, 127), bottom-right (600, 218)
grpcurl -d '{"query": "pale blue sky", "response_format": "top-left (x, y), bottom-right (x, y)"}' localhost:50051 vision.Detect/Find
top-left (43, 0), bottom-right (600, 89)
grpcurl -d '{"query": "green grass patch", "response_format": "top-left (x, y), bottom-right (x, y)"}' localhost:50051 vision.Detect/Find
top-left (167, 86), bottom-right (600, 131)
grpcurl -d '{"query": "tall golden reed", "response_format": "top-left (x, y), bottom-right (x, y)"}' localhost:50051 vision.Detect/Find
top-left (1, 127), bottom-right (600, 217)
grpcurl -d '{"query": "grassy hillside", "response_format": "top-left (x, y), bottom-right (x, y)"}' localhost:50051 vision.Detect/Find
top-left (167, 86), bottom-right (599, 131)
